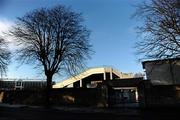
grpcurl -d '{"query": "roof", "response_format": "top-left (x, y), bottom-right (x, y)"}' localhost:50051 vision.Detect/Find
top-left (53, 67), bottom-right (131, 88)
top-left (0, 78), bottom-right (45, 82)
top-left (142, 58), bottom-right (180, 68)
top-left (102, 78), bottom-right (143, 87)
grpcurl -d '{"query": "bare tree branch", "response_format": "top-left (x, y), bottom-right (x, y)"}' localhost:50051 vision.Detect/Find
top-left (0, 38), bottom-right (10, 77)
top-left (8, 5), bottom-right (92, 106)
top-left (133, 0), bottom-right (180, 60)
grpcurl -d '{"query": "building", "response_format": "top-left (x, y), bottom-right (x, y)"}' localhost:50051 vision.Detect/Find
top-left (103, 78), bottom-right (143, 106)
top-left (53, 67), bottom-right (134, 88)
top-left (0, 78), bottom-right (47, 90)
top-left (142, 58), bottom-right (180, 85)
top-left (141, 58), bottom-right (180, 107)
top-left (52, 67), bottom-right (142, 107)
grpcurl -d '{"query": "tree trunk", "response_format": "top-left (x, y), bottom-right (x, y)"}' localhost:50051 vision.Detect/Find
top-left (46, 74), bottom-right (53, 108)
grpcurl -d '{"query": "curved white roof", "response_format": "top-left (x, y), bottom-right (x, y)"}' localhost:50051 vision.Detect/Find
top-left (53, 67), bottom-right (133, 88)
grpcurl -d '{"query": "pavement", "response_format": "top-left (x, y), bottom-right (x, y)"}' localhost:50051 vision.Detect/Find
top-left (1, 103), bottom-right (180, 120)
top-left (0, 103), bottom-right (140, 115)
top-left (0, 103), bottom-right (143, 120)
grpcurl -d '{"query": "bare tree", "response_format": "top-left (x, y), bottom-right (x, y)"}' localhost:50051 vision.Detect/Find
top-left (133, 0), bottom-right (180, 60)
top-left (9, 5), bottom-right (92, 106)
top-left (0, 38), bottom-right (10, 78)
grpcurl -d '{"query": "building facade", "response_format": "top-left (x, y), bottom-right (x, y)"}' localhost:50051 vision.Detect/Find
top-left (103, 78), bottom-right (143, 106)
top-left (142, 58), bottom-right (180, 85)
top-left (141, 58), bottom-right (180, 107)
top-left (0, 78), bottom-right (46, 90)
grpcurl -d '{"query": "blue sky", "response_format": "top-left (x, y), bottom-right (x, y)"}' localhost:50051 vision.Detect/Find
top-left (0, 0), bottom-right (144, 81)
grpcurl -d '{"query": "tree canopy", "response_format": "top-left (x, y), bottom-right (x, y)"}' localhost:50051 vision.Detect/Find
top-left (134, 0), bottom-right (180, 60)
top-left (9, 5), bottom-right (92, 88)
top-left (0, 38), bottom-right (10, 77)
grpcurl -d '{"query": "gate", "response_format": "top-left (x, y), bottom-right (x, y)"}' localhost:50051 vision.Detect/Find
top-left (108, 88), bottom-right (139, 107)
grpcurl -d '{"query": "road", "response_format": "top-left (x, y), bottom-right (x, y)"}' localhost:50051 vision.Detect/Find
top-left (0, 106), bottom-right (179, 120)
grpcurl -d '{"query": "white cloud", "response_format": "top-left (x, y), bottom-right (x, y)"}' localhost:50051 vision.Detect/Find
top-left (0, 18), bottom-right (17, 50)
top-left (0, 18), bottom-right (14, 41)
top-left (0, 18), bottom-right (14, 36)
